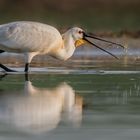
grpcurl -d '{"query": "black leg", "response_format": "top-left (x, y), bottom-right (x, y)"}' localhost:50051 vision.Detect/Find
top-left (0, 50), bottom-right (16, 72)
top-left (0, 64), bottom-right (16, 72)
top-left (0, 50), bottom-right (5, 53)
top-left (24, 63), bottom-right (29, 73)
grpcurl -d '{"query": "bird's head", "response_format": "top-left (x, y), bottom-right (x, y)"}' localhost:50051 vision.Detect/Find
top-left (69, 27), bottom-right (124, 59)
top-left (69, 27), bottom-right (85, 47)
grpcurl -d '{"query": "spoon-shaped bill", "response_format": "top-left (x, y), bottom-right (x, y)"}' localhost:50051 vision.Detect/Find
top-left (84, 33), bottom-right (124, 49)
top-left (84, 38), bottom-right (119, 59)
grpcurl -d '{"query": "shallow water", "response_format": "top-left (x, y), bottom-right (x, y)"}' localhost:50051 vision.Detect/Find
top-left (0, 38), bottom-right (140, 139)
top-left (0, 73), bottom-right (140, 140)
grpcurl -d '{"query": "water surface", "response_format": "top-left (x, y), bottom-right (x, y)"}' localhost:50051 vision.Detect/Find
top-left (0, 73), bottom-right (140, 140)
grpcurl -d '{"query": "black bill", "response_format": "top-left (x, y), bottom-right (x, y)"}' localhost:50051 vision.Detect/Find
top-left (83, 33), bottom-right (124, 59)
top-left (84, 33), bottom-right (124, 49)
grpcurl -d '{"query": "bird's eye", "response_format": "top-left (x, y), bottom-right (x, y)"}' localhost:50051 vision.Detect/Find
top-left (78, 30), bottom-right (83, 34)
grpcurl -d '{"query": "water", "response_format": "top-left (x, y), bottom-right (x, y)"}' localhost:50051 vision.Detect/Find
top-left (0, 38), bottom-right (140, 139)
top-left (0, 73), bottom-right (140, 140)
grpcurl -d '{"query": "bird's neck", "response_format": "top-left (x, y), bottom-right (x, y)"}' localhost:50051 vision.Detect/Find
top-left (52, 33), bottom-right (76, 60)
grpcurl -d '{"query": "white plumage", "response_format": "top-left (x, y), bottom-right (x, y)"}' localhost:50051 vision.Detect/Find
top-left (0, 21), bottom-right (123, 72)
top-left (0, 21), bottom-right (85, 72)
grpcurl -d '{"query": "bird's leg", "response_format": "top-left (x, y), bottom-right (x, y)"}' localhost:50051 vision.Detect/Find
top-left (0, 64), bottom-right (17, 72)
top-left (24, 57), bottom-right (29, 80)
top-left (24, 63), bottom-right (29, 73)
top-left (0, 50), bottom-right (5, 53)
top-left (0, 50), bottom-right (16, 72)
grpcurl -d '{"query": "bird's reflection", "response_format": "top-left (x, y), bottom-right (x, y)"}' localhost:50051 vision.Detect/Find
top-left (0, 79), bottom-right (83, 134)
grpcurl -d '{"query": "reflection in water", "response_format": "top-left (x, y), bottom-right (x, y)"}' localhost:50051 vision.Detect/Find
top-left (0, 80), bottom-right (83, 134)
top-left (1, 74), bottom-right (140, 139)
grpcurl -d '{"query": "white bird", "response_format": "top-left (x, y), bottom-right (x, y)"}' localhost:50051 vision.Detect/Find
top-left (0, 21), bottom-right (124, 73)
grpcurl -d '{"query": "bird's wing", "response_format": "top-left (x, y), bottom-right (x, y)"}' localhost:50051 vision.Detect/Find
top-left (0, 21), bottom-right (60, 52)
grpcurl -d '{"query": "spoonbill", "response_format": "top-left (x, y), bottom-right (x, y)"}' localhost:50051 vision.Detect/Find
top-left (0, 21), bottom-right (124, 72)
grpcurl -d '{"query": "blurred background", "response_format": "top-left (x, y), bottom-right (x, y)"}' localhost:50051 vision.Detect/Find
top-left (0, 0), bottom-right (140, 34)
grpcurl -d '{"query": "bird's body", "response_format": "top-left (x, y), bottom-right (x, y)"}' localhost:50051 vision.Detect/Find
top-left (0, 21), bottom-right (71, 60)
top-left (0, 21), bottom-right (123, 72)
